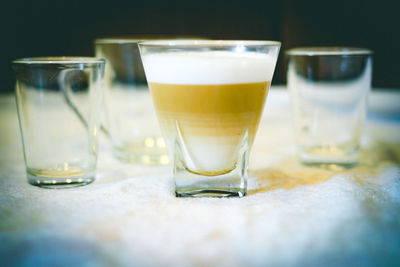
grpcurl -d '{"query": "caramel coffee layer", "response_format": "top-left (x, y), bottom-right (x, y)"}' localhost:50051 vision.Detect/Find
top-left (149, 81), bottom-right (270, 141)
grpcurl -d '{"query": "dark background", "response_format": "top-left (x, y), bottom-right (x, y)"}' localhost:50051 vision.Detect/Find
top-left (1, 0), bottom-right (398, 91)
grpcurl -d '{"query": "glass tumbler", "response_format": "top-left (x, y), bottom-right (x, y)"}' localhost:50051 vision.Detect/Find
top-left (12, 57), bottom-right (104, 188)
top-left (95, 38), bottom-right (169, 164)
top-left (139, 40), bottom-right (280, 197)
top-left (286, 47), bottom-right (373, 167)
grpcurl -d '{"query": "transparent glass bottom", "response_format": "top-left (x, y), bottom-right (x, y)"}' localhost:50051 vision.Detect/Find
top-left (173, 135), bottom-right (248, 198)
top-left (113, 136), bottom-right (170, 164)
top-left (299, 145), bottom-right (359, 168)
top-left (174, 169), bottom-right (247, 197)
top-left (26, 167), bottom-right (95, 188)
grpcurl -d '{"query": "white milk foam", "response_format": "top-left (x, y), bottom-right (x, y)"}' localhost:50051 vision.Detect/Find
top-left (141, 51), bottom-right (277, 85)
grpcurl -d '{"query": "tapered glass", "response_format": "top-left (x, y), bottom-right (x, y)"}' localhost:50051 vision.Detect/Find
top-left (95, 39), bottom-right (169, 164)
top-left (12, 57), bottom-right (104, 187)
top-left (286, 47), bottom-right (372, 167)
top-left (139, 40), bottom-right (280, 197)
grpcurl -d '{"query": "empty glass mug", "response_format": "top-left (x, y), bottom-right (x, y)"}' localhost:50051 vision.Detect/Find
top-left (95, 38), bottom-right (169, 164)
top-left (139, 40), bottom-right (280, 197)
top-left (286, 47), bottom-right (373, 167)
top-left (12, 57), bottom-right (104, 187)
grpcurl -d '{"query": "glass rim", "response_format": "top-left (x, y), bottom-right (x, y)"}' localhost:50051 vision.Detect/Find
top-left (12, 57), bottom-right (105, 64)
top-left (95, 38), bottom-right (142, 44)
top-left (286, 47), bottom-right (373, 56)
top-left (95, 36), bottom-right (209, 45)
top-left (138, 39), bottom-right (281, 47)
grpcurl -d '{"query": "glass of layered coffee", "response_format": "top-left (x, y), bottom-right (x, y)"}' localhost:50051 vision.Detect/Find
top-left (139, 40), bottom-right (280, 197)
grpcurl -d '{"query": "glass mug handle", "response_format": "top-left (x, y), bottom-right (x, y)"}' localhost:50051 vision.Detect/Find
top-left (58, 69), bottom-right (110, 137)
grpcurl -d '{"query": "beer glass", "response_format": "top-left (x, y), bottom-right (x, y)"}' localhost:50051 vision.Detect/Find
top-left (12, 57), bottom-right (104, 187)
top-left (286, 47), bottom-right (372, 167)
top-left (95, 39), bottom-right (169, 164)
top-left (139, 40), bottom-right (280, 197)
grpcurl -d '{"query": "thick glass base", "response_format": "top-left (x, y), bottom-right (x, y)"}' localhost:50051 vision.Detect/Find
top-left (174, 137), bottom-right (248, 198)
top-left (299, 145), bottom-right (359, 169)
top-left (175, 168), bottom-right (247, 197)
top-left (176, 188), bottom-right (246, 198)
top-left (27, 168), bottom-right (95, 188)
top-left (113, 137), bottom-right (170, 164)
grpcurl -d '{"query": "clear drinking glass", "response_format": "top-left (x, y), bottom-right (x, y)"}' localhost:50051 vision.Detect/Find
top-left (286, 47), bottom-right (373, 167)
top-left (139, 40), bottom-right (280, 197)
top-left (12, 57), bottom-right (105, 188)
top-left (95, 38), bottom-right (169, 164)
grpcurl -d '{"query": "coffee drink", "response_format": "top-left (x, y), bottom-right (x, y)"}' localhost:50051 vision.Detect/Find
top-left (142, 51), bottom-right (276, 174)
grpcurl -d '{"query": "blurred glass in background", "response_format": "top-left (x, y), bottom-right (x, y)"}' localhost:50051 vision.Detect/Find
top-left (286, 47), bottom-right (372, 167)
top-left (95, 39), bottom-right (169, 164)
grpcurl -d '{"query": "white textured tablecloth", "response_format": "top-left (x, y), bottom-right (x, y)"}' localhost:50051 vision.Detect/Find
top-left (1, 87), bottom-right (400, 266)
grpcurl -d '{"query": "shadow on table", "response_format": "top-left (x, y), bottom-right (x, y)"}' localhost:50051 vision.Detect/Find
top-left (248, 141), bottom-right (400, 195)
